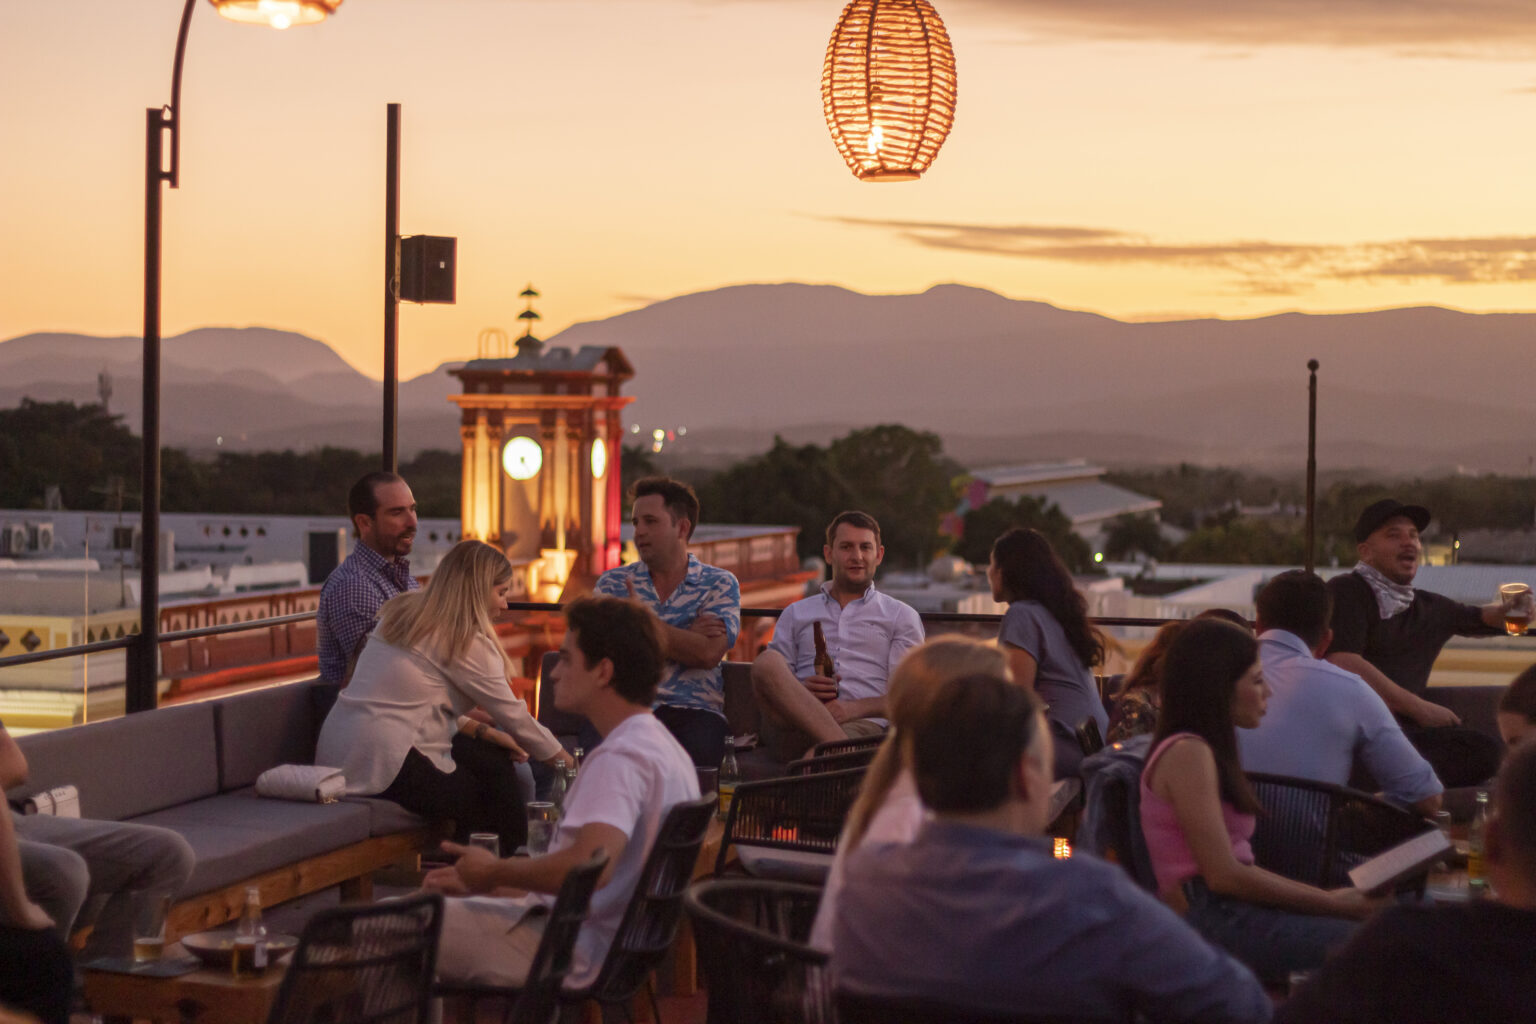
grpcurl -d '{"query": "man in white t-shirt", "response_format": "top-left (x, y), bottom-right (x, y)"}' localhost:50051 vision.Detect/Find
top-left (426, 597), bottom-right (699, 988)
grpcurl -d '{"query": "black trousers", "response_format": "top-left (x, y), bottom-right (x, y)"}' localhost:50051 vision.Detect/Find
top-left (1401, 723), bottom-right (1502, 790)
top-left (379, 733), bottom-right (528, 852)
top-left (0, 924), bottom-right (72, 1024)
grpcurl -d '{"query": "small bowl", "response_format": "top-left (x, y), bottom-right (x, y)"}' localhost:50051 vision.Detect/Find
top-left (180, 930), bottom-right (299, 969)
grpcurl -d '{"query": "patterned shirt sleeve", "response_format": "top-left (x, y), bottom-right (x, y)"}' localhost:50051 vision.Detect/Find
top-left (593, 567), bottom-right (629, 599)
top-left (702, 570), bottom-right (741, 648)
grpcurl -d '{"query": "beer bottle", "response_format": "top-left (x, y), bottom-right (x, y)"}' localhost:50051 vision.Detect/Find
top-left (1468, 790), bottom-right (1489, 896)
top-left (812, 621), bottom-right (835, 678)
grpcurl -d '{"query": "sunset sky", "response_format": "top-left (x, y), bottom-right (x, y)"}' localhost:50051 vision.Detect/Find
top-left (4, 0), bottom-right (1536, 380)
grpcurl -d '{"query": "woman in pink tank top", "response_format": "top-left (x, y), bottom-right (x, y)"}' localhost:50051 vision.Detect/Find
top-left (1140, 618), bottom-right (1382, 984)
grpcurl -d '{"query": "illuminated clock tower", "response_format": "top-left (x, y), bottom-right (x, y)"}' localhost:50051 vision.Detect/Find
top-left (448, 287), bottom-right (634, 599)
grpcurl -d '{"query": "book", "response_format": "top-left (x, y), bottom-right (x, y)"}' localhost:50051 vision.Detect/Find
top-left (1348, 829), bottom-right (1453, 893)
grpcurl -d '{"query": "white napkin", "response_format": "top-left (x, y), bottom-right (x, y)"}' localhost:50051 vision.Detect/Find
top-left (256, 764), bottom-right (346, 803)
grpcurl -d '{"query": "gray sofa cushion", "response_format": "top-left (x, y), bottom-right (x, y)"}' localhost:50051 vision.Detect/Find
top-left (215, 680), bottom-right (326, 791)
top-left (130, 787), bottom-right (372, 895)
top-left (345, 796), bottom-right (429, 837)
top-left (12, 703), bottom-right (219, 820)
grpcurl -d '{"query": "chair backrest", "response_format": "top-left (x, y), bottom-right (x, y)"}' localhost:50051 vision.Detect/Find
top-left (1077, 735), bottom-right (1156, 891)
top-left (786, 748), bottom-right (877, 776)
top-left (684, 879), bottom-right (832, 1024)
top-left (716, 767), bottom-right (867, 875)
top-left (576, 795), bottom-right (717, 1004)
top-left (1247, 772), bottom-right (1432, 889)
top-left (266, 892), bottom-right (443, 1024)
top-left (508, 848), bottom-right (610, 1024)
top-left (810, 734), bottom-right (885, 759)
top-left (837, 992), bottom-right (1123, 1024)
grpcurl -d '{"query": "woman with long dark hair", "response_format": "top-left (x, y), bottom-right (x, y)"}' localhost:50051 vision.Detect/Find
top-left (1140, 618), bottom-right (1377, 984)
top-left (990, 527), bottom-right (1107, 778)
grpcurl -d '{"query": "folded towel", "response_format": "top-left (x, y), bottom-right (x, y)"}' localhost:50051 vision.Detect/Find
top-left (256, 765), bottom-right (345, 803)
top-left (21, 785), bottom-right (80, 817)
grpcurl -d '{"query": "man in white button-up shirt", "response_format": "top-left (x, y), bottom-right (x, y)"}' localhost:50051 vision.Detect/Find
top-left (751, 511), bottom-right (925, 762)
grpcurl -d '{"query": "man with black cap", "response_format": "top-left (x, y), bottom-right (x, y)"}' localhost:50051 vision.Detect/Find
top-left (1325, 498), bottom-right (1526, 787)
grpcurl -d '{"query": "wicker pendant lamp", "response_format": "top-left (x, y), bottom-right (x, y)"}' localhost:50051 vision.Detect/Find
top-left (821, 0), bottom-right (957, 182)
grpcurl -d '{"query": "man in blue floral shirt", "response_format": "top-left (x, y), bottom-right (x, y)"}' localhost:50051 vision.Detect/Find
top-left (593, 477), bottom-right (740, 766)
top-left (316, 472), bottom-right (420, 683)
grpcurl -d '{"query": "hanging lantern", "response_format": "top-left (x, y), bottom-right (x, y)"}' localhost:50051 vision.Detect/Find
top-left (822, 0), bottom-right (957, 182)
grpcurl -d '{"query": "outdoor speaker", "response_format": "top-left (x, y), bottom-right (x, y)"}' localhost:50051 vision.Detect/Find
top-left (399, 235), bottom-right (456, 303)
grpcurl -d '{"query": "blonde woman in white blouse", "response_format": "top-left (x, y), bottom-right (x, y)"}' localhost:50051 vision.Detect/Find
top-left (317, 540), bottom-right (573, 852)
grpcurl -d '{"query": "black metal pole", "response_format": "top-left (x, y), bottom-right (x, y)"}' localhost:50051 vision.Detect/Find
top-left (1305, 358), bottom-right (1319, 574)
top-left (383, 103), bottom-right (401, 472)
top-left (130, 106), bottom-right (166, 715)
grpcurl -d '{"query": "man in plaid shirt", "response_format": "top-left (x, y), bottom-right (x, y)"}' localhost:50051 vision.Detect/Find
top-left (316, 472), bottom-right (420, 683)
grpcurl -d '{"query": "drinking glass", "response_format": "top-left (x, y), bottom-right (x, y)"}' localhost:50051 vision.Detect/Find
top-left (130, 890), bottom-right (170, 962)
top-left (1499, 583), bottom-right (1533, 636)
top-left (695, 767), bottom-right (719, 797)
top-left (526, 802), bottom-right (558, 856)
top-left (467, 833), bottom-right (501, 858)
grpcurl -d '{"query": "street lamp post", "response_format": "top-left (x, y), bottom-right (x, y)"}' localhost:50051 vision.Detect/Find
top-left (128, 0), bottom-right (340, 714)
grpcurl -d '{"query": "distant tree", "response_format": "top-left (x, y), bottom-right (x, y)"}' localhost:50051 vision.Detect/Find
top-left (1103, 514), bottom-right (1165, 561)
top-left (825, 425), bottom-right (962, 568)
top-left (1172, 520), bottom-right (1305, 566)
top-left (695, 437), bottom-right (851, 560)
top-left (954, 496), bottom-right (1091, 572)
top-left (0, 400), bottom-right (139, 510)
top-left (620, 443), bottom-right (660, 501)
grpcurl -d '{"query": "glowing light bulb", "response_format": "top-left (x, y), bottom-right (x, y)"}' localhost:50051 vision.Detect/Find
top-left (867, 125), bottom-right (884, 155)
top-left (652, 428), bottom-right (665, 441)
top-left (257, 0), bottom-right (300, 28)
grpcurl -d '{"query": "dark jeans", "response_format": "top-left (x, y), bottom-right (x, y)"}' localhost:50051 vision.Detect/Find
top-left (0, 924), bottom-right (72, 1024)
top-left (578, 705), bottom-right (728, 768)
top-left (1401, 723), bottom-right (1502, 789)
top-left (1181, 877), bottom-right (1357, 985)
top-left (379, 733), bottom-right (528, 852)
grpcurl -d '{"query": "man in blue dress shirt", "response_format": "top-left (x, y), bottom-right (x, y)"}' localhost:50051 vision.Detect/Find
top-left (315, 471), bottom-right (420, 683)
top-left (832, 672), bottom-right (1271, 1023)
top-left (751, 511), bottom-right (924, 762)
top-left (594, 477), bottom-right (740, 766)
top-left (1241, 570), bottom-right (1443, 815)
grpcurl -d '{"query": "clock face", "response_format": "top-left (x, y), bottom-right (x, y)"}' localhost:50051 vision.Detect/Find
top-left (502, 436), bottom-right (543, 481)
top-left (591, 437), bottom-right (608, 479)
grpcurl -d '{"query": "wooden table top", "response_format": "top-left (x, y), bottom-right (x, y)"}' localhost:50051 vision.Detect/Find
top-left (83, 943), bottom-right (287, 1024)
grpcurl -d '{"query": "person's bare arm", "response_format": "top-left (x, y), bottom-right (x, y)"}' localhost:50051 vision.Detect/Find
top-left (0, 728), bottom-right (27, 792)
top-left (423, 822), bottom-right (626, 897)
top-left (657, 615), bottom-right (731, 669)
top-left (1325, 653), bottom-right (1459, 727)
top-left (1152, 738), bottom-right (1381, 920)
top-left (824, 696), bottom-right (885, 724)
top-left (1001, 643), bottom-right (1038, 693)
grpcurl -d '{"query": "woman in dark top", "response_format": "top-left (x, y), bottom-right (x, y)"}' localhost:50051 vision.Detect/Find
top-left (989, 527), bottom-right (1107, 778)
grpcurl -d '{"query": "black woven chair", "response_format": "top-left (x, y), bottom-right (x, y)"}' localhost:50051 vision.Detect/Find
top-left (786, 748), bottom-right (877, 776)
top-left (715, 767), bottom-right (866, 878)
top-left (267, 892), bottom-right (443, 1024)
top-left (559, 795), bottom-right (717, 1023)
top-left (684, 879), bottom-right (832, 1024)
top-left (809, 735), bottom-right (885, 759)
top-left (837, 993), bottom-right (1124, 1024)
top-left (1247, 772), bottom-right (1433, 890)
top-left (432, 848), bottom-right (609, 1024)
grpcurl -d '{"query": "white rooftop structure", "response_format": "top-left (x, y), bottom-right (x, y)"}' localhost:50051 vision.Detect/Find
top-left (971, 460), bottom-right (1161, 549)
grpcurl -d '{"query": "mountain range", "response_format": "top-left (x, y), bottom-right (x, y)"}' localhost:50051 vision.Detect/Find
top-left (5, 285), bottom-right (1534, 474)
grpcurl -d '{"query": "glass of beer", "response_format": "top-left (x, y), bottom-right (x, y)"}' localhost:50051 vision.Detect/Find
top-left (131, 890), bottom-right (170, 962)
top-left (1499, 583), bottom-right (1533, 636)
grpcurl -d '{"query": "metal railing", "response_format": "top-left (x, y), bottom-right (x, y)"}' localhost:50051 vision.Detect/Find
top-left (0, 601), bottom-right (1177, 682)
